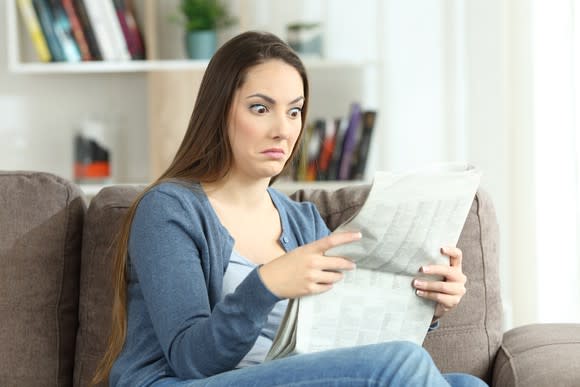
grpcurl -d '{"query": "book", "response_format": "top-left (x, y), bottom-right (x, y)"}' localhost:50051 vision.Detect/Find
top-left (48, 0), bottom-right (81, 62)
top-left (326, 117), bottom-right (346, 181)
top-left (32, 0), bottom-right (65, 61)
top-left (337, 102), bottom-right (363, 180)
top-left (316, 118), bottom-right (337, 181)
top-left (82, 0), bottom-right (127, 61)
top-left (113, 0), bottom-right (146, 60)
top-left (73, 0), bottom-right (102, 60)
top-left (350, 111), bottom-right (377, 180)
top-left (17, 0), bottom-right (52, 62)
top-left (62, 0), bottom-right (92, 60)
top-left (99, 0), bottom-right (131, 60)
top-left (266, 163), bottom-right (481, 360)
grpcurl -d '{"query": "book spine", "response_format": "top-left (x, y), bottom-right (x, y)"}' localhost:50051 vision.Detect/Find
top-left (49, 0), bottom-right (81, 62)
top-left (316, 118), bottom-right (336, 181)
top-left (351, 111), bottom-right (377, 180)
top-left (124, 0), bottom-right (145, 59)
top-left (112, 0), bottom-right (133, 58)
top-left (17, 0), bottom-right (52, 62)
top-left (327, 118), bottom-right (346, 180)
top-left (82, 0), bottom-right (118, 60)
top-left (62, 0), bottom-right (92, 60)
top-left (100, 0), bottom-right (131, 60)
top-left (73, 0), bottom-right (102, 60)
top-left (337, 103), bottom-right (362, 180)
top-left (32, 0), bottom-right (65, 61)
top-left (113, 0), bottom-right (145, 60)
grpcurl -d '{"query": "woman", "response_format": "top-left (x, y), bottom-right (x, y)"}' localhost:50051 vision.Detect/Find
top-left (94, 31), bottom-right (486, 386)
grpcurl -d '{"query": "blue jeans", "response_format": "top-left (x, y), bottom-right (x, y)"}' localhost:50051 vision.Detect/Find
top-left (156, 341), bottom-right (487, 386)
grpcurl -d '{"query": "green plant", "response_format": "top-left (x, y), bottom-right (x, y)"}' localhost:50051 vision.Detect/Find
top-left (175, 0), bottom-right (234, 31)
top-left (286, 22), bottom-right (321, 31)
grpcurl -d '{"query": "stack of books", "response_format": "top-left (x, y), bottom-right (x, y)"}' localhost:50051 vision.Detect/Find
top-left (17, 0), bottom-right (146, 62)
top-left (289, 102), bottom-right (377, 182)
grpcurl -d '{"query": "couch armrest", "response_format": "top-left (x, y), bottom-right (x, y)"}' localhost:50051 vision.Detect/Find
top-left (492, 323), bottom-right (580, 387)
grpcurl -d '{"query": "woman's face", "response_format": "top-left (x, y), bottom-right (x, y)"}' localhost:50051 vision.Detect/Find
top-left (227, 59), bottom-right (304, 181)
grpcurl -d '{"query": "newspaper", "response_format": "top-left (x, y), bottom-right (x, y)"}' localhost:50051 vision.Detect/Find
top-left (266, 163), bottom-right (481, 361)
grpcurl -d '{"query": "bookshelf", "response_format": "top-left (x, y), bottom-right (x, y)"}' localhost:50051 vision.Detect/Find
top-left (6, 0), bottom-right (379, 190)
top-left (7, 58), bottom-right (370, 74)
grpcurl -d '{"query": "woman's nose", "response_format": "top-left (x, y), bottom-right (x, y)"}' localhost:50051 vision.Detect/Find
top-left (272, 114), bottom-right (292, 139)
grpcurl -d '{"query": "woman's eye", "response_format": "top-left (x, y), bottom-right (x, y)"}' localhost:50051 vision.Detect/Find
top-left (250, 104), bottom-right (268, 114)
top-left (289, 107), bottom-right (302, 118)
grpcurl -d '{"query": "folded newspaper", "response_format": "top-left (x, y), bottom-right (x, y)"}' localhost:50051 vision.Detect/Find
top-left (266, 162), bottom-right (481, 361)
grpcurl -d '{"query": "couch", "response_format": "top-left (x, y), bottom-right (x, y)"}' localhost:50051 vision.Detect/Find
top-left (1, 170), bottom-right (579, 387)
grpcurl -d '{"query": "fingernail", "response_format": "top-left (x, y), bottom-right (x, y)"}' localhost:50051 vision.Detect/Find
top-left (416, 290), bottom-right (425, 296)
top-left (414, 280), bottom-right (425, 287)
top-left (421, 266), bottom-right (430, 273)
top-left (354, 232), bottom-right (362, 239)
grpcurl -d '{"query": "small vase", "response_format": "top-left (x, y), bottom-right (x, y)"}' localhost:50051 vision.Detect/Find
top-left (185, 30), bottom-right (217, 59)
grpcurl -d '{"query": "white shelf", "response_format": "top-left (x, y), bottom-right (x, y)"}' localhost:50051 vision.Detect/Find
top-left (8, 58), bottom-right (370, 74)
top-left (9, 60), bottom-right (209, 74)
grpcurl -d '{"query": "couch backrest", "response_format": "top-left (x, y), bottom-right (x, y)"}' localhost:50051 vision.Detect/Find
top-left (0, 171), bottom-right (85, 387)
top-left (76, 184), bottom-right (502, 386)
top-left (74, 185), bottom-right (141, 387)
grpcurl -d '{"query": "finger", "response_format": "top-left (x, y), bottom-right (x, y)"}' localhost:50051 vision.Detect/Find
top-left (313, 231), bottom-right (362, 253)
top-left (313, 270), bottom-right (345, 285)
top-left (442, 246), bottom-right (462, 267)
top-left (420, 265), bottom-right (466, 283)
top-left (416, 289), bottom-right (462, 308)
top-left (413, 279), bottom-right (466, 296)
top-left (307, 282), bottom-right (335, 295)
top-left (314, 256), bottom-right (356, 271)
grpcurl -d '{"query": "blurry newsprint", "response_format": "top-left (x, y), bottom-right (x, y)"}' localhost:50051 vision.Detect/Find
top-left (266, 163), bottom-right (481, 361)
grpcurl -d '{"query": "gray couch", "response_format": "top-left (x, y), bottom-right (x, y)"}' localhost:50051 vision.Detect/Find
top-left (1, 171), bottom-right (579, 386)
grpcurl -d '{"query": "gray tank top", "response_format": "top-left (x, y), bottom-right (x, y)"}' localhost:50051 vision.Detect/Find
top-left (222, 250), bottom-right (289, 368)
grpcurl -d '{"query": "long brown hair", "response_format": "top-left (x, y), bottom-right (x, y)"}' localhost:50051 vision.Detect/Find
top-left (92, 31), bottom-right (309, 384)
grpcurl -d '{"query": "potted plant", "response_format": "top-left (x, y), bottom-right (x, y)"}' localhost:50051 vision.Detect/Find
top-left (174, 0), bottom-right (234, 59)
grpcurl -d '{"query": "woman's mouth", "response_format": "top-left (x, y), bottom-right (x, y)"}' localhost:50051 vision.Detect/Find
top-left (261, 148), bottom-right (285, 160)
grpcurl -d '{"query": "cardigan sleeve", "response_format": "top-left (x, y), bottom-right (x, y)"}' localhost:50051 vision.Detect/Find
top-left (128, 189), bottom-right (280, 379)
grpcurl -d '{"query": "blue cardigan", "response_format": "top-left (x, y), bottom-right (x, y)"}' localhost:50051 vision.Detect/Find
top-left (110, 182), bottom-right (330, 386)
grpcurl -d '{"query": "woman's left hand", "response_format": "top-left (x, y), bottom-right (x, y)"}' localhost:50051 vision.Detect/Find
top-left (413, 246), bottom-right (467, 321)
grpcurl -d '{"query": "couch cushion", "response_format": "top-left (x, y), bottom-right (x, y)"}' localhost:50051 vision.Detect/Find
top-left (0, 171), bottom-right (85, 387)
top-left (493, 323), bottom-right (580, 387)
top-left (74, 185), bottom-right (142, 387)
top-left (293, 186), bottom-right (503, 383)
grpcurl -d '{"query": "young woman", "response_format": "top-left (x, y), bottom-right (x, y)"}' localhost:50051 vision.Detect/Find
top-left (94, 31), bottom-right (486, 386)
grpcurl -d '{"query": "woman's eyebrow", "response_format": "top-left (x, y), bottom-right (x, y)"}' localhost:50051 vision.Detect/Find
top-left (246, 93), bottom-right (304, 105)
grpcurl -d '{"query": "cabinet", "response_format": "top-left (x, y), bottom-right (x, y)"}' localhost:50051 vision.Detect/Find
top-left (5, 0), bottom-right (379, 194)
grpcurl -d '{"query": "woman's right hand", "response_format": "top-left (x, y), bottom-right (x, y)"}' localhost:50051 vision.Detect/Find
top-left (258, 232), bottom-right (361, 299)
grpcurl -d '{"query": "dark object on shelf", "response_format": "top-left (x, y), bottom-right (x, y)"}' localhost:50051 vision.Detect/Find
top-left (74, 133), bottom-right (110, 183)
